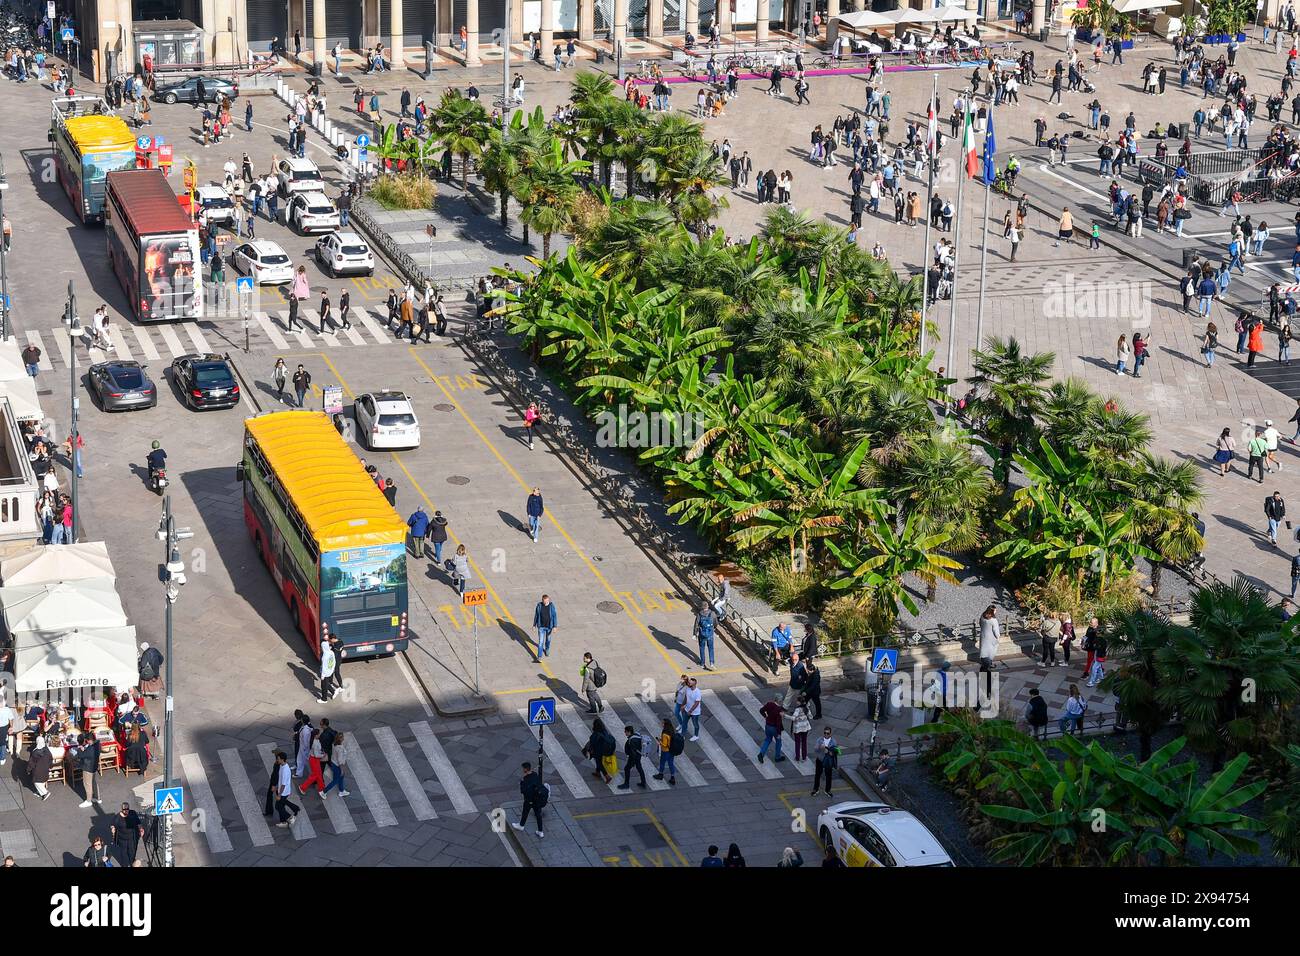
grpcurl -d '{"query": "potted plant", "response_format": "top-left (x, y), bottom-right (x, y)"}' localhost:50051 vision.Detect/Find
top-left (1203, 0), bottom-right (1253, 41)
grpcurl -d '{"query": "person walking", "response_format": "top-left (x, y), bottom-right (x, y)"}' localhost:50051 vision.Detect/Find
top-left (525, 487), bottom-right (544, 542)
top-left (810, 727), bottom-right (837, 796)
top-left (618, 725), bottom-right (647, 790)
top-left (27, 735), bottom-right (52, 801)
top-left (317, 638), bottom-right (337, 703)
top-left (523, 402), bottom-right (540, 449)
top-left (83, 836), bottom-right (115, 868)
top-left (1115, 333), bottom-right (1130, 375)
top-left (784, 653), bottom-right (808, 709)
top-left (1214, 426), bottom-right (1236, 476)
top-left (1265, 490), bottom-right (1287, 545)
top-left (428, 511), bottom-right (449, 563)
top-left (263, 749), bottom-right (284, 815)
top-left (694, 603), bottom-right (717, 670)
top-left (272, 358), bottom-right (288, 403)
top-left (1265, 419), bottom-right (1283, 473)
top-left (318, 291), bottom-right (333, 334)
top-left (450, 543), bottom-right (471, 595)
top-left (1025, 688), bottom-right (1049, 740)
top-left (978, 605), bottom-right (1000, 697)
top-left (407, 506), bottom-right (429, 558)
top-left (274, 751), bottom-right (301, 827)
top-left (21, 343), bottom-right (40, 382)
top-left (1087, 629), bottom-right (1108, 687)
top-left (1291, 551), bottom-right (1300, 599)
top-left (533, 594), bottom-right (557, 660)
top-left (511, 762), bottom-right (547, 837)
top-left (1201, 322), bottom-right (1219, 366)
top-left (582, 718), bottom-right (615, 783)
top-left (757, 694), bottom-right (787, 763)
top-left (321, 731), bottom-right (350, 796)
top-left (679, 676), bottom-right (702, 741)
top-left (789, 695), bottom-right (812, 763)
top-left (298, 729), bottom-right (328, 794)
top-left (294, 712), bottom-right (314, 777)
top-left (653, 718), bottom-right (682, 785)
top-left (1248, 428), bottom-right (1269, 482)
top-left (581, 652), bottom-right (605, 714)
top-left (292, 364), bottom-right (311, 408)
top-left (1059, 685), bottom-right (1087, 733)
top-left (74, 733), bottom-right (102, 808)
top-left (111, 803), bottom-right (144, 865)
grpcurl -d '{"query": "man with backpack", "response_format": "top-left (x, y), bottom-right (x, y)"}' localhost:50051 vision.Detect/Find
top-left (653, 717), bottom-right (684, 786)
top-left (512, 762), bottom-right (547, 838)
top-left (618, 725), bottom-right (648, 790)
top-left (581, 653), bottom-right (605, 714)
top-left (694, 604), bottom-right (717, 670)
top-left (1024, 688), bottom-right (1049, 740)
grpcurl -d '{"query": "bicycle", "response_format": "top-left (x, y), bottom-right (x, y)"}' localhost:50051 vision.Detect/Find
top-left (812, 55), bottom-right (830, 69)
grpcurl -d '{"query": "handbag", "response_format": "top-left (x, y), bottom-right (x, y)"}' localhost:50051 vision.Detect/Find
top-left (601, 753), bottom-right (618, 776)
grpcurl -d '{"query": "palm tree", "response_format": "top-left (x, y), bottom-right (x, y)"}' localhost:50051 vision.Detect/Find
top-left (432, 91), bottom-right (491, 191)
top-left (1263, 744), bottom-right (1300, 865)
top-left (578, 198), bottom-right (679, 273)
top-left (1118, 451), bottom-right (1203, 599)
top-left (966, 336), bottom-right (1055, 486)
top-left (894, 430), bottom-right (994, 556)
top-left (513, 140), bottom-right (588, 258)
top-left (480, 107), bottom-right (550, 232)
top-left (1104, 609), bottom-right (1180, 760)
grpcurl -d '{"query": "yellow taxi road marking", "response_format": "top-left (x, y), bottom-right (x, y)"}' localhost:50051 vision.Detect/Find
top-left (777, 791), bottom-right (826, 852)
top-left (349, 275), bottom-right (402, 299)
top-left (311, 352), bottom-right (555, 681)
top-left (572, 807), bottom-right (689, 868)
top-left (407, 348), bottom-right (681, 674)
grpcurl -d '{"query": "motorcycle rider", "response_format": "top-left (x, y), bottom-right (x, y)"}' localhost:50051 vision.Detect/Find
top-left (146, 440), bottom-right (167, 489)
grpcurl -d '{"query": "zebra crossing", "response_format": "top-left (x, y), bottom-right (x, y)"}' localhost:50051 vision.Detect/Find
top-left (22, 306), bottom-right (407, 372)
top-left (179, 687), bottom-right (827, 857)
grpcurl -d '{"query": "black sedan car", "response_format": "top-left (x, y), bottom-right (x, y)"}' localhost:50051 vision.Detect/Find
top-left (87, 361), bottom-right (157, 412)
top-left (170, 354), bottom-right (240, 410)
top-left (152, 75), bottom-right (239, 105)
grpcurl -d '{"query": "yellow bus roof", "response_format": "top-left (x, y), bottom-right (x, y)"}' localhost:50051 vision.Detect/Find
top-left (62, 115), bottom-right (135, 152)
top-left (245, 410), bottom-right (406, 551)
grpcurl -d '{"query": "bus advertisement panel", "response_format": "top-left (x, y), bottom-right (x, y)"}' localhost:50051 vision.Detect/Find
top-left (320, 544), bottom-right (408, 655)
top-left (141, 233), bottom-right (200, 320)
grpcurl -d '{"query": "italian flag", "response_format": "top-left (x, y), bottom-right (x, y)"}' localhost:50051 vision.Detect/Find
top-left (962, 105), bottom-right (978, 178)
top-left (926, 100), bottom-right (937, 156)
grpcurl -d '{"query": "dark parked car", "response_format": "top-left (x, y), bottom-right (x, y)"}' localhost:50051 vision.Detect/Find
top-left (170, 353), bottom-right (240, 410)
top-left (87, 361), bottom-right (157, 412)
top-left (152, 75), bottom-right (239, 105)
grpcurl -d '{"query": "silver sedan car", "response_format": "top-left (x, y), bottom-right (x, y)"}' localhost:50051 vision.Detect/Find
top-left (87, 361), bottom-right (157, 412)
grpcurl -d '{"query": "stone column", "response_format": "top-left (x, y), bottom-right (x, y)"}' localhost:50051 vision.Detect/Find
top-left (648, 0), bottom-right (664, 38)
top-left (718, 0), bottom-right (731, 35)
top-left (826, 0), bottom-right (839, 21)
top-left (466, 0), bottom-right (481, 64)
top-left (756, 0), bottom-right (769, 41)
top-left (1031, 0), bottom-right (1045, 34)
top-left (312, 0), bottom-right (327, 67)
top-left (613, 0), bottom-right (628, 45)
top-left (542, 0), bottom-right (556, 49)
top-left (686, 0), bottom-right (698, 37)
top-left (389, 0), bottom-right (404, 67)
top-left (851, 0), bottom-right (863, 12)
top-left (580, 0), bottom-right (594, 39)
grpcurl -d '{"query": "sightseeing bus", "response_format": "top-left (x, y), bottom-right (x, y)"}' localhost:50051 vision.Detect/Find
top-left (49, 96), bottom-right (137, 223)
top-left (104, 168), bottom-right (202, 321)
top-left (238, 410), bottom-right (409, 661)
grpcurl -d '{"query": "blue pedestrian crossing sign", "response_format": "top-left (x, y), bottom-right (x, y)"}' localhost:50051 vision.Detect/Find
top-left (526, 696), bottom-right (556, 726)
top-left (59, 27), bottom-right (74, 43)
top-left (154, 786), bottom-right (184, 816)
top-left (871, 648), bottom-right (899, 676)
top-left (236, 276), bottom-right (253, 292)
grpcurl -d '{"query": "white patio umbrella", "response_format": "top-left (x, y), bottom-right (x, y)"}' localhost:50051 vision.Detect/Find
top-left (13, 625), bottom-right (139, 693)
top-left (1, 540), bottom-right (116, 586)
top-left (1112, 0), bottom-right (1181, 12)
top-left (1, 578), bottom-right (128, 635)
top-left (928, 3), bottom-right (980, 21)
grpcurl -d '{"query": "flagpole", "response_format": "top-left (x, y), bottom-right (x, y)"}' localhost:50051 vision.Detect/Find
top-left (945, 95), bottom-right (971, 412)
top-left (976, 110), bottom-right (995, 357)
top-left (915, 73), bottom-right (935, 361)
top-left (919, 73), bottom-right (938, 363)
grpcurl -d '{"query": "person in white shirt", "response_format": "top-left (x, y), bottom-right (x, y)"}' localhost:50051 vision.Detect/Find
top-left (0, 700), bottom-right (14, 765)
top-left (274, 752), bottom-right (300, 825)
top-left (318, 641), bottom-right (337, 704)
top-left (1263, 419), bottom-right (1282, 472)
top-left (679, 678), bottom-right (703, 742)
top-left (295, 716), bottom-right (314, 777)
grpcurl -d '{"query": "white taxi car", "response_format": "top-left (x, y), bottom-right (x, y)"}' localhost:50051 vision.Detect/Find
top-left (283, 191), bottom-right (341, 234)
top-left (314, 231), bottom-right (375, 277)
top-left (231, 240), bottom-right (294, 285)
top-left (354, 391), bottom-right (421, 450)
top-left (817, 802), bottom-right (954, 868)
top-left (275, 156), bottom-right (325, 196)
top-left (195, 183), bottom-right (235, 224)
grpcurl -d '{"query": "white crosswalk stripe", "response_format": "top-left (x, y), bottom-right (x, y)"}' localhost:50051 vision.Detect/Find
top-left (339, 317), bottom-right (367, 345)
top-left (274, 310), bottom-right (315, 349)
top-left (24, 331), bottom-right (52, 370)
top-left (356, 308), bottom-right (393, 344)
top-left (50, 328), bottom-right (70, 369)
top-left (217, 748), bottom-right (275, 847)
top-left (257, 742), bottom-right (316, 840)
top-left (130, 324), bottom-right (161, 360)
top-left (660, 694), bottom-right (745, 783)
top-left (183, 324), bottom-right (212, 353)
top-left (516, 707), bottom-right (593, 800)
top-left (409, 720), bottom-right (478, 815)
top-left (344, 736), bottom-right (399, 827)
top-left (107, 324), bottom-right (133, 361)
top-left (156, 323), bottom-right (187, 358)
top-left (372, 726), bottom-right (437, 821)
top-left (300, 310), bottom-right (342, 347)
top-left (180, 752), bottom-right (234, 853)
top-left (731, 686), bottom-right (813, 776)
top-left (701, 689), bottom-right (783, 779)
top-left (253, 311), bottom-right (290, 350)
top-left (556, 702), bottom-right (623, 795)
top-left (600, 699), bottom-right (670, 790)
top-left (86, 339), bottom-right (108, 364)
top-left (625, 696), bottom-right (707, 787)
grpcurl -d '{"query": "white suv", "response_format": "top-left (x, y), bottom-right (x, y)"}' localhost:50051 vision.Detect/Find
top-left (195, 184), bottom-right (234, 224)
top-left (354, 391), bottom-right (421, 450)
top-left (276, 156), bottom-right (324, 197)
top-left (284, 191), bottom-right (341, 234)
top-left (314, 231), bottom-right (375, 276)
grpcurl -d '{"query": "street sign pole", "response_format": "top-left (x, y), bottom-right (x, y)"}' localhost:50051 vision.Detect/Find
top-left (463, 588), bottom-right (488, 695)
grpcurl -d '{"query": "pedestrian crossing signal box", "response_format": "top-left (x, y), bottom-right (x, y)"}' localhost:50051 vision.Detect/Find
top-left (462, 588), bottom-right (487, 607)
top-left (527, 697), bottom-right (557, 726)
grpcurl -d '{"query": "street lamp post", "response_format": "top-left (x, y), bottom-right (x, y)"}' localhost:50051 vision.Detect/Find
top-left (0, 153), bottom-right (10, 342)
top-left (502, 0), bottom-right (512, 131)
top-left (63, 282), bottom-right (80, 541)
top-left (157, 497), bottom-right (192, 869)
